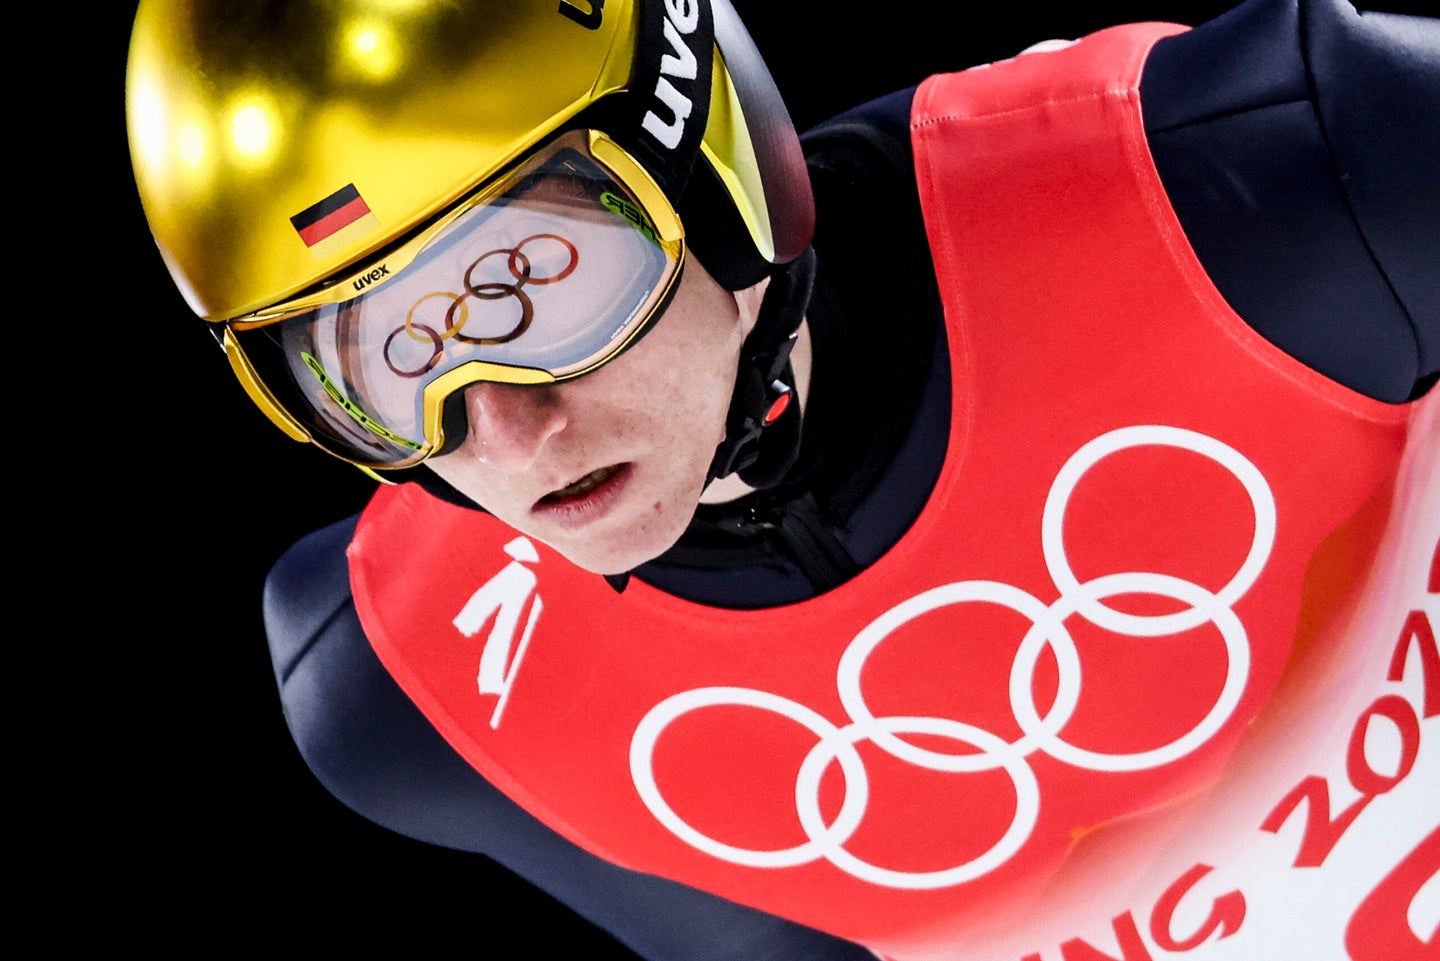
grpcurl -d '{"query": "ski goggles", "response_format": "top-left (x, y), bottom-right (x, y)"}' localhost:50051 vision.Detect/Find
top-left (223, 130), bottom-right (685, 470)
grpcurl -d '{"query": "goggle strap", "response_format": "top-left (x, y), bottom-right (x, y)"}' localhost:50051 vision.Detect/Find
top-left (621, 0), bottom-right (715, 199)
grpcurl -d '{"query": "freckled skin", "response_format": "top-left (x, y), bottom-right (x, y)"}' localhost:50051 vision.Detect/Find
top-left (426, 256), bottom-right (761, 575)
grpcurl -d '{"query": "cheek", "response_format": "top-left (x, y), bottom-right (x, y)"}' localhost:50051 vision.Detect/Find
top-left (595, 284), bottom-right (745, 442)
top-left (658, 346), bottom-right (736, 459)
top-left (662, 285), bottom-right (747, 414)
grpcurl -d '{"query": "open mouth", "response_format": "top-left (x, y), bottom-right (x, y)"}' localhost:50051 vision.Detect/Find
top-left (539, 464), bottom-right (624, 504)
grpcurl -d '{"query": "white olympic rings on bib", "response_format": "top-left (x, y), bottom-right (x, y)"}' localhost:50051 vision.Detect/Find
top-left (630, 425), bottom-right (1278, 890)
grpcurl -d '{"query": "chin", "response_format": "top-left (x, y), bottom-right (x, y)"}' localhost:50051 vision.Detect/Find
top-left (549, 509), bottom-right (696, 576)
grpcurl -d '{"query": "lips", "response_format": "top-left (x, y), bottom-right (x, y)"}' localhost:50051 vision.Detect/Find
top-left (541, 464), bottom-right (624, 503)
top-left (531, 462), bottom-right (632, 529)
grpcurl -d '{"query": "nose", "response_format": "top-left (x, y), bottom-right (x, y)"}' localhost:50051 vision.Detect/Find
top-left (459, 381), bottom-right (568, 471)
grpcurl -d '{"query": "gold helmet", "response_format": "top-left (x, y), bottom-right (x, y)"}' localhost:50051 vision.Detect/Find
top-left (127, 0), bottom-right (814, 470)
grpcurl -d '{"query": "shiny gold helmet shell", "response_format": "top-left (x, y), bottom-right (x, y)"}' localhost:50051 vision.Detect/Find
top-left (127, 0), bottom-right (815, 323)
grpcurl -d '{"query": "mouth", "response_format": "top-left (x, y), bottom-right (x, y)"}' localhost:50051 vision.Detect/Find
top-left (540, 464), bottom-right (625, 503)
top-left (532, 463), bottom-right (632, 527)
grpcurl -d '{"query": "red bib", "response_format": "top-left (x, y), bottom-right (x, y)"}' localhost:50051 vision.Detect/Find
top-left (351, 23), bottom-right (1437, 960)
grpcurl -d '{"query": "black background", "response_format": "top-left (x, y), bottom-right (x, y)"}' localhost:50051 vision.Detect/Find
top-left (89, 0), bottom-right (1409, 952)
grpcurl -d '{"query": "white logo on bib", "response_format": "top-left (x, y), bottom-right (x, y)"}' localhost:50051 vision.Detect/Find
top-left (453, 536), bottom-right (544, 728)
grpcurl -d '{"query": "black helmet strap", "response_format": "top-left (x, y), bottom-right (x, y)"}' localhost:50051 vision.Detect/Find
top-left (708, 245), bottom-right (816, 488)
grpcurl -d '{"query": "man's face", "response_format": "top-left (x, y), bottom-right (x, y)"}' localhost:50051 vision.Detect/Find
top-left (426, 256), bottom-right (753, 574)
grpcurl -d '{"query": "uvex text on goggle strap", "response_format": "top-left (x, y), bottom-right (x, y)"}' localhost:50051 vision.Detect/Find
top-left (224, 131), bottom-right (684, 470)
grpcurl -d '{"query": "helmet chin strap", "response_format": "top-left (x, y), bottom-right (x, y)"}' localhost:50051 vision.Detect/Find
top-left (707, 246), bottom-right (816, 489)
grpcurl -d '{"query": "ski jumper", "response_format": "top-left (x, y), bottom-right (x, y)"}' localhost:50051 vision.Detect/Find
top-left (344, 21), bottom-right (1437, 961)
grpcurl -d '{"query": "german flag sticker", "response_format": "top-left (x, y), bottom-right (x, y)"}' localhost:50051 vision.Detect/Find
top-left (290, 183), bottom-right (379, 257)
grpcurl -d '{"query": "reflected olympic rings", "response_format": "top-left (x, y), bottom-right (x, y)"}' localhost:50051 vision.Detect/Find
top-left (384, 233), bottom-right (579, 378)
top-left (630, 425), bottom-right (1277, 890)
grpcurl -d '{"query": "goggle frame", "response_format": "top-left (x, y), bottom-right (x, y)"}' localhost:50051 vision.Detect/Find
top-left (218, 130), bottom-right (687, 472)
